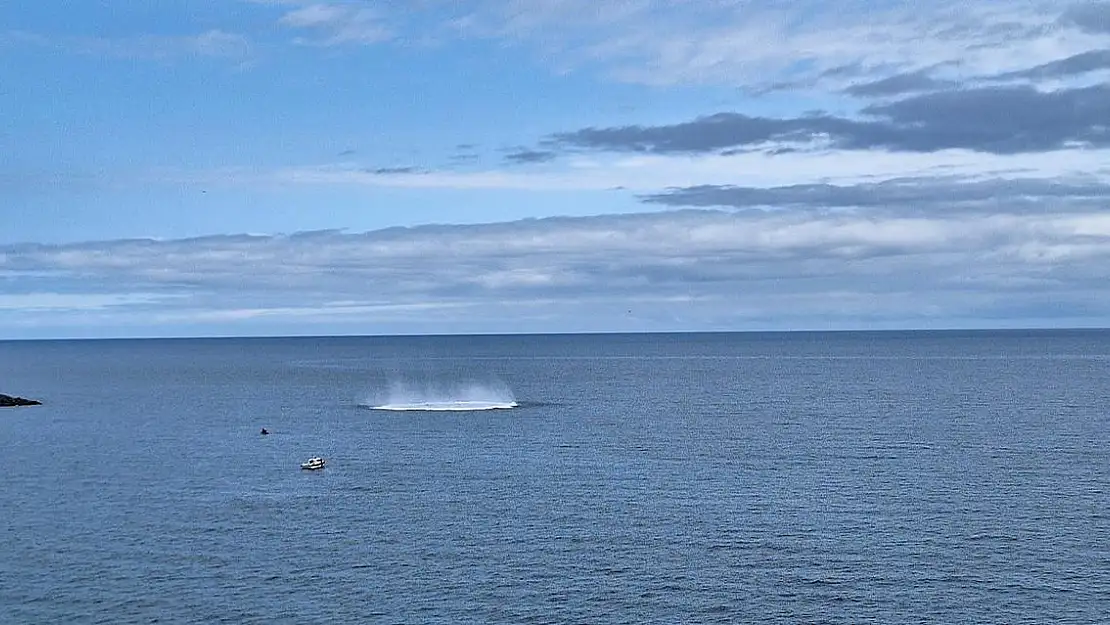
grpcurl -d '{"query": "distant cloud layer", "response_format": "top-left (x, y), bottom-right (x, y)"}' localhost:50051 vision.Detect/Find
top-left (641, 177), bottom-right (1110, 213)
top-left (5, 205), bottom-right (1110, 336)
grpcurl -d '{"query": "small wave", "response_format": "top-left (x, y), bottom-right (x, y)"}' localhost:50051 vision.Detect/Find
top-left (369, 400), bottom-right (518, 411)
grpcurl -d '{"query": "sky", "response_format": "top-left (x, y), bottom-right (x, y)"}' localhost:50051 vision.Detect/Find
top-left (2, 0), bottom-right (1110, 338)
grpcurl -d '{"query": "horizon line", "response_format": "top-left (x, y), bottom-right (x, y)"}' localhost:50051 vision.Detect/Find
top-left (3, 325), bottom-right (1109, 342)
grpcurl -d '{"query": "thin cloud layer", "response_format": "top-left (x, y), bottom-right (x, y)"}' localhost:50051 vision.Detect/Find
top-left (844, 71), bottom-right (957, 97)
top-left (255, 1), bottom-right (1110, 89)
top-left (1, 29), bottom-right (252, 60)
top-left (642, 177), bottom-right (1110, 213)
top-left (504, 149), bottom-right (558, 165)
top-left (277, 3), bottom-right (391, 45)
top-left (996, 50), bottom-right (1110, 81)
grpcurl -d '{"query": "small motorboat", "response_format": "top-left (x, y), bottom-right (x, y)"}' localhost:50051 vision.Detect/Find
top-left (300, 456), bottom-right (326, 471)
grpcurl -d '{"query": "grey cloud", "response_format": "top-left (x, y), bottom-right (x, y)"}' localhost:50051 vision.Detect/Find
top-left (996, 49), bottom-right (1110, 80)
top-left (859, 85), bottom-right (1110, 153)
top-left (845, 71), bottom-right (957, 97)
top-left (642, 177), bottom-right (1110, 213)
top-left (1061, 2), bottom-right (1110, 33)
top-left (366, 166), bottom-right (424, 174)
top-left (554, 85), bottom-right (1110, 155)
top-left (504, 149), bottom-right (558, 164)
top-left (449, 143), bottom-right (482, 164)
top-left (553, 112), bottom-right (849, 153)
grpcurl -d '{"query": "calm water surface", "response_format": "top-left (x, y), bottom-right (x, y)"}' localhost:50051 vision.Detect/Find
top-left (1, 331), bottom-right (1108, 623)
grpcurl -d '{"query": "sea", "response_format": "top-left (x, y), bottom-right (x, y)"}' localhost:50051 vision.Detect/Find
top-left (1, 331), bottom-right (1107, 624)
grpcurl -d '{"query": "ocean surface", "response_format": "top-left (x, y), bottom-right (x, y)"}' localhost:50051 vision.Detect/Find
top-left (1, 331), bottom-right (1108, 624)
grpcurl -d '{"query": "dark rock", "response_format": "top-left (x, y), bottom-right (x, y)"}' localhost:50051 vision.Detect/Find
top-left (0, 393), bottom-right (42, 407)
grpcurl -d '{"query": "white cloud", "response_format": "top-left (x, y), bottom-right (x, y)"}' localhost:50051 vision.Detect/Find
top-left (188, 30), bottom-right (253, 58)
top-left (277, 3), bottom-right (392, 45)
top-left (204, 146), bottom-right (1110, 193)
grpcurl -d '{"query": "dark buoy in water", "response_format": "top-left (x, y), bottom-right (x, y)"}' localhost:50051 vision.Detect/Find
top-left (260, 428), bottom-right (269, 435)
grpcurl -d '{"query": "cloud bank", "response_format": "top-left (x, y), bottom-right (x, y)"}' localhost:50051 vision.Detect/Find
top-left (6, 204), bottom-right (1110, 337)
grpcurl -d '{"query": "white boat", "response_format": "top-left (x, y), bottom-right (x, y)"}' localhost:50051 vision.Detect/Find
top-left (300, 457), bottom-right (326, 470)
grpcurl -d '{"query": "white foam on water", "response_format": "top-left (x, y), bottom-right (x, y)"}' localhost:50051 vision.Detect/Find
top-left (360, 380), bottom-right (518, 412)
top-left (371, 399), bottom-right (518, 411)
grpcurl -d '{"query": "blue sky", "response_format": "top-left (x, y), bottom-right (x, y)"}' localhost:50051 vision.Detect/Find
top-left (3, 0), bottom-right (1110, 338)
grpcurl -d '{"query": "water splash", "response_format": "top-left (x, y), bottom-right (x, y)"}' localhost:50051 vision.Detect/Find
top-left (361, 380), bottom-right (518, 411)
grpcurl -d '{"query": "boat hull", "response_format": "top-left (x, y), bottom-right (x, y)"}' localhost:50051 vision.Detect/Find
top-left (300, 458), bottom-right (326, 470)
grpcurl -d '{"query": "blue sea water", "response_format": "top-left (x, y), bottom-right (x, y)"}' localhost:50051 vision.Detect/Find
top-left (1, 331), bottom-right (1108, 624)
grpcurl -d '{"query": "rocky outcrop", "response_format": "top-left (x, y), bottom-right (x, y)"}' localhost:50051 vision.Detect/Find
top-left (0, 393), bottom-right (41, 407)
